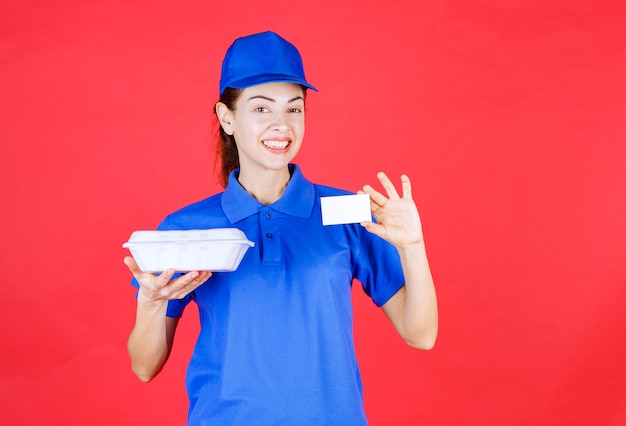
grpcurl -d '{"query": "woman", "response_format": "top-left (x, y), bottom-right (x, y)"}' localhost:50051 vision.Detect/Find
top-left (125, 31), bottom-right (438, 425)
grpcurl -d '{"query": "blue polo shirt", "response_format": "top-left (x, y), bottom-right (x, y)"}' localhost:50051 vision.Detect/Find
top-left (151, 164), bottom-right (405, 425)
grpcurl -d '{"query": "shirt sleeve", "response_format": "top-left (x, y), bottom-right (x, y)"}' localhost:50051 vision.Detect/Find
top-left (353, 228), bottom-right (405, 307)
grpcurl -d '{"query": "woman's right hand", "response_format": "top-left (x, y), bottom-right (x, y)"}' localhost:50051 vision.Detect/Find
top-left (124, 256), bottom-right (212, 303)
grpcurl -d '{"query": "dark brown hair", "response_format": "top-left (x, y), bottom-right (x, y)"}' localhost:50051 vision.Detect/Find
top-left (214, 88), bottom-right (243, 188)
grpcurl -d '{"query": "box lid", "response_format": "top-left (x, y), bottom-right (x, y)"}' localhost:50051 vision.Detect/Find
top-left (122, 228), bottom-right (254, 247)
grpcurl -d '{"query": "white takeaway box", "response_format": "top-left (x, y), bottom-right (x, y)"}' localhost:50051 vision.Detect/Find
top-left (122, 228), bottom-right (254, 272)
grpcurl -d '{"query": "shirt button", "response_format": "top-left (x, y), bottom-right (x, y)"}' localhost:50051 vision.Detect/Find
top-left (266, 233), bottom-right (273, 239)
top-left (265, 212), bottom-right (272, 218)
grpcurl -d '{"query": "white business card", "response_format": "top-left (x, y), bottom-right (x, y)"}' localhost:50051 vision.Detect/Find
top-left (320, 194), bottom-right (372, 226)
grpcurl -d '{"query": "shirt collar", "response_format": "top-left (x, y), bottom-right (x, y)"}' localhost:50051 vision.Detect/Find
top-left (222, 164), bottom-right (316, 223)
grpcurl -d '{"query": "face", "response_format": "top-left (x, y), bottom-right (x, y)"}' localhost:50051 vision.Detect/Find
top-left (217, 82), bottom-right (306, 177)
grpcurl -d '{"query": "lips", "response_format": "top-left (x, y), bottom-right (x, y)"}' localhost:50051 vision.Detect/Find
top-left (262, 139), bottom-right (290, 149)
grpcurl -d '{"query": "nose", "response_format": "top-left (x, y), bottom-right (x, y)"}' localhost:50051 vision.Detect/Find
top-left (272, 112), bottom-right (289, 131)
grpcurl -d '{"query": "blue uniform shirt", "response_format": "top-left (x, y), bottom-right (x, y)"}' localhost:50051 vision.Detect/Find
top-left (141, 164), bottom-right (405, 425)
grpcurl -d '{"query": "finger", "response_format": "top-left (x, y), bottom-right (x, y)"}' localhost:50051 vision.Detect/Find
top-left (358, 190), bottom-right (378, 209)
top-left (124, 256), bottom-right (172, 295)
top-left (362, 184), bottom-right (388, 208)
top-left (377, 172), bottom-right (400, 199)
top-left (157, 269), bottom-right (177, 286)
top-left (166, 272), bottom-right (211, 298)
top-left (360, 221), bottom-right (387, 240)
top-left (400, 174), bottom-right (414, 200)
top-left (124, 256), bottom-right (143, 275)
top-left (369, 197), bottom-right (380, 211)
top-left (152, 271), bottom-right (195, 298)
top-left (170, 270), bottom-right (211, 291)
top-left (186, 271), bottom-right (212, 289)
top-left (195, 271), bottom-right (212, 285)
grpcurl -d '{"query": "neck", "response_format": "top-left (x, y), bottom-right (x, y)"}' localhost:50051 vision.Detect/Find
top-left (237, 167), bottom-right (291, 205)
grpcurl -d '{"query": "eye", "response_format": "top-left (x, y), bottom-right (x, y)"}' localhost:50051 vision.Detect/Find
top-left (289, 106), bottom-right (303, 113)
top-left (254, 106), bottom-right (269, 113)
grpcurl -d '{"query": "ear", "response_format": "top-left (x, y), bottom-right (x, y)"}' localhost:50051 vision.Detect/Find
top-left (215, 102), bottom-right (234, 135)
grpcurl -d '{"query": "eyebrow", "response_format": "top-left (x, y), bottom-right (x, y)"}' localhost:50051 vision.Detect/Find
top-left (247, 95), bottom-right (304, 103)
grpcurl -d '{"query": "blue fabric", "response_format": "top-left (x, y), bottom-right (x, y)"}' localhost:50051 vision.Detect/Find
top-left (138, 164), bottom-right (405, 425)
top-left (219, 31), bottom-right (317, 96)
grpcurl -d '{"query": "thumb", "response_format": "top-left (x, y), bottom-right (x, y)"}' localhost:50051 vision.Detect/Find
top-left (360, 221), bottom-right (387, 240)
top-left (124, 255), bottom-right (142, 275)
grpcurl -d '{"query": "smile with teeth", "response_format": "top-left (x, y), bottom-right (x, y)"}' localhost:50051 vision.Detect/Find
top-left (262, 140), bottom-right (290, 149)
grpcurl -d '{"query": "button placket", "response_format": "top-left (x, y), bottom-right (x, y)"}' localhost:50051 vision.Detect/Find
top-left (260, 208), bottom-right (281, 263)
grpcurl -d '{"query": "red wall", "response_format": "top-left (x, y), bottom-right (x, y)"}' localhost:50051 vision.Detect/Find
top-left (1, 1), bottom-right (625, 425)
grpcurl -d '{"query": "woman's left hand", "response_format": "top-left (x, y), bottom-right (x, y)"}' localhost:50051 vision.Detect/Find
top-left (360, 172), bottom-right (424, 248)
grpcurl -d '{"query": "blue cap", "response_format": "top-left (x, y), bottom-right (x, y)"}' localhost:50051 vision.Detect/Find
top-left (219, 31), bottom-right (318, 96)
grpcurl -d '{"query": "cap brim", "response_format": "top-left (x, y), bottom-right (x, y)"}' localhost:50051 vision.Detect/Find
top-left (221, 74), bottom-right (318, 95)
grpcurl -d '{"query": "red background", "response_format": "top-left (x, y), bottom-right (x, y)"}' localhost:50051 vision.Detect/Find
top-left (1, 1), bottom-right (625, 425)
